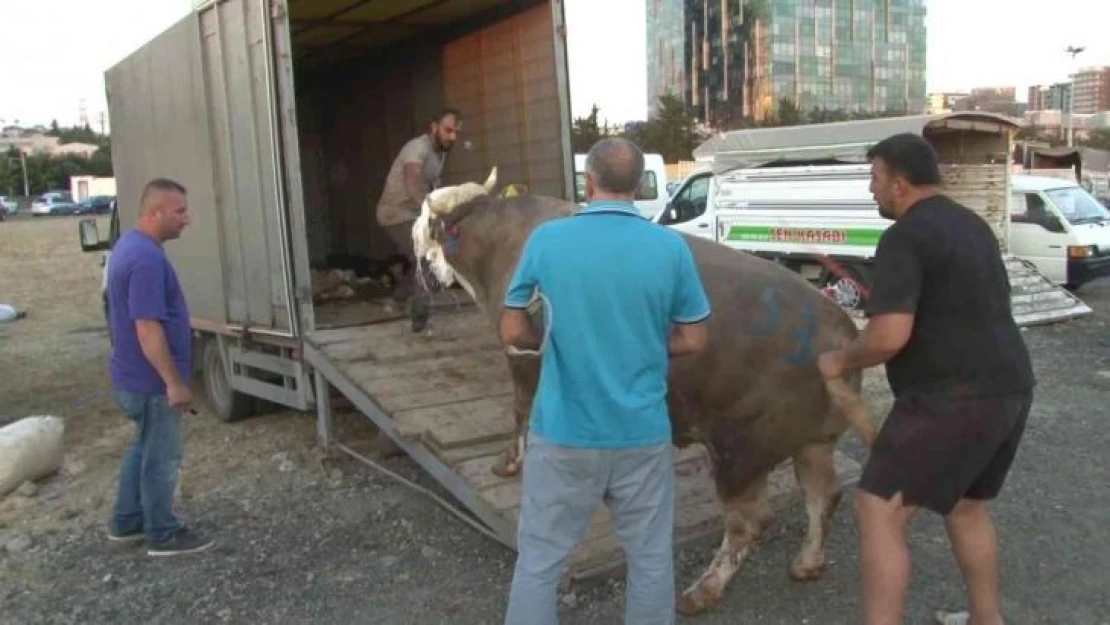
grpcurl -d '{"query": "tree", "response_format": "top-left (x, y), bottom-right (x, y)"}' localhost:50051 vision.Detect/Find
top-left (776, 98), bottom-right (802, 126)
top-left (571, 104), bottom-right (603, 153)
top-left (631, 93), bottom-right (704, 163)
top-left (1081, 128), bottom-right (1110, 151)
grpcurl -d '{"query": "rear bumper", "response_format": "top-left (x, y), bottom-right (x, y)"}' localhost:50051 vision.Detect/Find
top-left (1067, 255), bottom-right (1110, 287)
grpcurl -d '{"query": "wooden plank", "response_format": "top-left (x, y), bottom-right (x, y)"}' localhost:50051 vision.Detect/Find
top-left (351, 352), bottom-right (510, 399)
top-left (342, 349), bottom-right (507, 382)
top-left (433, 440), bottom-right (511, 466)
top-left (373, 379), bottom-right (515, 414)
top-left (394, 394), bottom-right (516, 449)
top-left (354, 330), bottom-right (500, 365)
top-left (316, 322), bottom-right (500, 365)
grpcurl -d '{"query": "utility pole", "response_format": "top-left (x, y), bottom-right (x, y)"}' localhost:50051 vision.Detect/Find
top-left (1065, 45), bottom-right (1084, 147)
top-left (17, 151), bottom-right (29, 197)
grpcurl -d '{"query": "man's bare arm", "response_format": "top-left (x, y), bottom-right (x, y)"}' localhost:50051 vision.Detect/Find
top-left (669, 321), bottom-right (708, 356)
top-left (500, 309), bottom-right (541, 352)
top-left (135, 319), bottom-right (185, 388)
top-left (817, 313), bottom-right (913, 379)
top-left (403, 162), bottom-right (427, 208)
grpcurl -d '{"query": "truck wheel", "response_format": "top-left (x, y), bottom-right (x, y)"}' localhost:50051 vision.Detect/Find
top-left (202, 338), bottom-right (256, 423)
top-left (819, 264), bottom-right (872, 311)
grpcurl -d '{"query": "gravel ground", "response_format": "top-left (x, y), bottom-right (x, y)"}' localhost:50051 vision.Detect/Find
top-left (1, 216), bottom-right (1108, 625)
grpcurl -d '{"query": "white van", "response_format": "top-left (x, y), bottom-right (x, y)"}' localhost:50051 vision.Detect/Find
top-left (573, 152), bottom-right (668, 218)
top-left (1010, 176), bottom-right (1110, 288)
top-left (655, 165), bottom-right (1110, 306)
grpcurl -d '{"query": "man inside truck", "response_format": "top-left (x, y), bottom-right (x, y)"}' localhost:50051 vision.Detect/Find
top-left (375, 107), bottom-right (463, 333)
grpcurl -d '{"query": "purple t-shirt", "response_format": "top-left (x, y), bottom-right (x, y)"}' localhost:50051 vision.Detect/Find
top-left (107, 229), bottom-right (192, 395)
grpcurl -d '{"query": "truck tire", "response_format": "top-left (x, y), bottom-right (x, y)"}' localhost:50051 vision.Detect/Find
top-left (819, 263), bottom-right (873, 311)
top-left (202, 337), bottom-right (256, 423)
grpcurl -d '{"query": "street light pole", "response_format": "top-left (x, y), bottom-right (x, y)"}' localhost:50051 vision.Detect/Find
top-left (19, 150), bottom-right (28, 197)
top-left (1065, 45), bottom-right (1085, 147)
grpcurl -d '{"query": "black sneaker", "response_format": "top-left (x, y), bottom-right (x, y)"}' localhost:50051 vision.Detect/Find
top-left (147, 528), bottom-right (214, 556)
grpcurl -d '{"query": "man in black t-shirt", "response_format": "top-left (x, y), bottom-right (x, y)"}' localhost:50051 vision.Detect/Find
top-left (817, 133), bottom-right (1034, 625)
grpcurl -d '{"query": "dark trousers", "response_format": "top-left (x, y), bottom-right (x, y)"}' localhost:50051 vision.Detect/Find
top-left (383, 220), bottom-right (431, 324)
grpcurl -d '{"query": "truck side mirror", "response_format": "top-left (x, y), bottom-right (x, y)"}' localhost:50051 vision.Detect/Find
top-left (79, 218), bottom-right (110, 252)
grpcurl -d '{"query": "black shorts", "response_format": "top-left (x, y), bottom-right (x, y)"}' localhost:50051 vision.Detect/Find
top-left (858, 389), bottom-right (1032, 515)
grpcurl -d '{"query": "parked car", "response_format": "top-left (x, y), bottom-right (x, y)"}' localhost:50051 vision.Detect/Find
top-left (0, 196), bottom-right (17, 215)
top-left (75, 195), bottom-right (115, 215)
top-left (30, 195), bottom-right (78, 216)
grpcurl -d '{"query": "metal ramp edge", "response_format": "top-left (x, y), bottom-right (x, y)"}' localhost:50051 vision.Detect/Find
top-left (301, 339), bottom-right (520, 550)
top-left (1004, 255), bottom-right (1093, 327)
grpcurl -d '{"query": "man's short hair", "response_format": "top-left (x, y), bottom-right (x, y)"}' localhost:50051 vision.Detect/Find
top-left (585, 137), bottom-right (645, 194)
top-left (433, 107), bottom-right (461, 124)
top-left (866, 133), bottom-right (941, 186)
top-left (139, 178), bottom-right (187, 210)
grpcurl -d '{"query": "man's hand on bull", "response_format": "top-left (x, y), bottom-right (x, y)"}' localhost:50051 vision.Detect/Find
top-left (815, 312), bottom-right (915, 379)
top-left (816, 350), bottom-right (848, 381)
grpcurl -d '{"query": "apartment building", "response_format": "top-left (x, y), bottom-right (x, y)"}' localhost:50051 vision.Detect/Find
top-left (646, 0), bottom-right (928, 125)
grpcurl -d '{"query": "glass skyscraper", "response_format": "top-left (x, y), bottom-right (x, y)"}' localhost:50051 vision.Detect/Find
top-left (646, 0), bottom-right (928, 126)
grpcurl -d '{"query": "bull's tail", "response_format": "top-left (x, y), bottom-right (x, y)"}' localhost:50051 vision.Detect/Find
top-left (825, 377), bottom-right (877, 448)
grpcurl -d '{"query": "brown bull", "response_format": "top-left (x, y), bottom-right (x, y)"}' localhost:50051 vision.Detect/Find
top-left (412, 168), bottom-right (875, 616)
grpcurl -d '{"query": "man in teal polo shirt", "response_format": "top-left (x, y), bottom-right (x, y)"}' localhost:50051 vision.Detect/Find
top-left (500, 137), bottom-right (711, 625)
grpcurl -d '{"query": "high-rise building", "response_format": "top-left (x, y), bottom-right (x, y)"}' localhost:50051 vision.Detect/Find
top-left (1071, 66), bottom-right (1110, 114)
top-left (926, 92), bottom-right (969, 115)
top-left (645, 0), bottom-right (928, 126)
top-left (1028, 83), bottom-right (1072, 112)
top-left (646, 0), bottom-right (689, 117)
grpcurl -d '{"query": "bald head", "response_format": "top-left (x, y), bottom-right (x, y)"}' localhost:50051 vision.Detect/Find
top-left (136, 177), bottom-right (190, 242)
top-left (139, 178), bottom-right (187, 215)
top-left (585, 137), bottom-right (645, 196)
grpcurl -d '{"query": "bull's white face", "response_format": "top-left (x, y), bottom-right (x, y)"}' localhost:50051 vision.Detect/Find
top-left (412, 192), bottom-right (457, 290)
top-left (411, 167), bottom-right (498, 298)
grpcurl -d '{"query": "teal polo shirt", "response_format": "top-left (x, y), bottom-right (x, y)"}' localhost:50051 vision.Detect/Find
top-left (504, 198), bottom-right (711, 448)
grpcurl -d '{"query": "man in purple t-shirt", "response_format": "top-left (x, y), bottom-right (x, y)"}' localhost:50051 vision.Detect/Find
top-left (105, 178), bottom-right (213, 556)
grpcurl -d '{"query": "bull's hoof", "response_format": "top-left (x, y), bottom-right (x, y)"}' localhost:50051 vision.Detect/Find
top-left (788, 559), bottom-right (826, 582)
top-left (676, 587), bottom-right (719, 617)
top-left (491, 453), bottom-right (521, 478)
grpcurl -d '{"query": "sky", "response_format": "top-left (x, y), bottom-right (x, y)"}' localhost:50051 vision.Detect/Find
top-left (0, 0), bottom-right (1108, 130)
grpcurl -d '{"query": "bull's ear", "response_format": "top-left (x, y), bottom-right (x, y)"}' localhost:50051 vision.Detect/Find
top-left (483, 166), bottom-right (498, 193)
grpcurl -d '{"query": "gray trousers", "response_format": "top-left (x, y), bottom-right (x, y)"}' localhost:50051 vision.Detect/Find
top-left (504, 432), bottom-right (676, 625)
top-left (383, 220), bottom-right (431, 322)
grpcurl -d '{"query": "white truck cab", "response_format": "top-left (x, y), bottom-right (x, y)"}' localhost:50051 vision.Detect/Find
top-left (655, 165), bottom-right (1110, 308)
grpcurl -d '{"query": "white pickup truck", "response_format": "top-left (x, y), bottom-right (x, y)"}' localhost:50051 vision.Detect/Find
top-left (654, 164), bottom-right (1110, 309)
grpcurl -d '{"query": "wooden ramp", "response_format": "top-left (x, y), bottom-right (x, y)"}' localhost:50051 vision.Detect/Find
top-left (303, 305), bottom-right (862, 579)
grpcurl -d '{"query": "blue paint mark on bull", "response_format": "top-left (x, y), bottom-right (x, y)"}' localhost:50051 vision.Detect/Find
top-left (741, 286), bottom-right (818, 365)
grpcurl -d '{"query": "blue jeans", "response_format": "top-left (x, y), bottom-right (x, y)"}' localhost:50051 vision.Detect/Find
top-left (110, 390), bottom-right (184, 544)
top-left (504, 433), bottom-right (676, 625)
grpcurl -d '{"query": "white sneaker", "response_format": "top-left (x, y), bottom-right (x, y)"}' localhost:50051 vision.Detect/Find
top-left (933, 611), bottom-right (1004, 625)
top-left (934, 612), bottom-right (970, 625)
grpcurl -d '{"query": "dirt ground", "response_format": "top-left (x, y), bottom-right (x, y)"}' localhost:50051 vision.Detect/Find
top-left (1, 216), bottom-right (1108, 625)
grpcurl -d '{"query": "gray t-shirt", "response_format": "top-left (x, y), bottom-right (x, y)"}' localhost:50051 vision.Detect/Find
top-left (376, 134), bottom-right (446, 227)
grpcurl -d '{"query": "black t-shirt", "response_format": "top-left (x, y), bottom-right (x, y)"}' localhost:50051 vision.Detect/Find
top-left (864, 194), bottom-right (1035, 398)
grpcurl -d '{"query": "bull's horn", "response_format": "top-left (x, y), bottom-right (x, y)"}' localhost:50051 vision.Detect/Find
top-left (426, 187), bottom-right (453, 215)
top-left (483, 166), bottom-right (498, 193)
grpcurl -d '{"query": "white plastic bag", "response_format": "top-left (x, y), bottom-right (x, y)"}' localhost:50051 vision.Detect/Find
top-left (0, 303), bottom-right (23, 322)
top-left (0, 416), bottom-right (65, 497)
